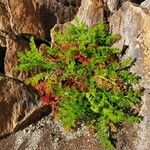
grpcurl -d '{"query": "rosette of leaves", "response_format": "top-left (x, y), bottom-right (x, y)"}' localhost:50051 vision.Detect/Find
top-left (17, 19), bottom-right (143, 150)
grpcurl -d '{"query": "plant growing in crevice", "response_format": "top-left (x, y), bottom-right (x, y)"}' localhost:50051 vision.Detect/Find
top-left (17, 20), bottom-right (143, 150)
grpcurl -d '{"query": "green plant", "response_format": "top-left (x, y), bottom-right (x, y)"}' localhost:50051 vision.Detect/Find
top-left (17, 20), bottom-right (143, 150)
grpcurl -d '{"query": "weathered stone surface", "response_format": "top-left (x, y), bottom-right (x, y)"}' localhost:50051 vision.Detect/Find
top-left (4, 35), bottom-right (29, 80)
top-left (6, 0), bottom-right (48, 39)
top-left (0, 74), bottom-right (51, 138)
top-left (0, 4), bottom-right (11, 33)
top-left (104, 0), bottom-right (146, 13)
top-left (0, 115), bottom-right (105, 150)
top-left (0, 35), bottom-right (6, 47)
top-left (141, 0), bottom-right (150, 10)
top-left (55, 0), bottom-right (81, 7)
top-left (104, 0), bottom-right (120, 12)
top-left (76, 0), bottom-right (104, 27)
top-left (0, 3), bottom-right (11, 47)
top-left (6, 0), bottom-right (81, 40)
top-left (0, 0), bottom-right (6, 5)
top-left (109, 1), bottom-right (150, 149)
top-left (31, 0), bottom-right (81, 24)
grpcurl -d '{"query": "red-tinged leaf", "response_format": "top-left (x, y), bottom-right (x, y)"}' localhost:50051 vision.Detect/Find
top-left (65, 77), bottom-right (88, 91)
top-left (34, 81), bottom-right (60, 118)
top-left (74, 52), bottom-right (90, 65)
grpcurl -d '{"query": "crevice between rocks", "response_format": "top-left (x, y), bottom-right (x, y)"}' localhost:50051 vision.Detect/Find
top-left (0, 47), bottom-right (6, 74)
top-left (131, 0), bottom-right (145, 5)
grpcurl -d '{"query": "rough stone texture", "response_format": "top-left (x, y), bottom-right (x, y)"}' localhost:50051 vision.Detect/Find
top-left (76, 0), bottom-right (104, 27)
top-left (6, 0), bottom-right (81, 40)
top-left (4, 35), bottom-right (29, 80)
top-left (6, 0), bottom-right (49, 39)
top-left (104, 0), bottom-right (146, 13)
top-left (0, 3), bottom-right (11, 47)
top-left (0, 4), bottom-right (11, 33)
top-left (0, 35), bottom-right (6, 47)
top-left (104, 0), bottom-right (120, 12)
top-left (141, 0), bottom-right (150, 10)
top-left (0, 74), bottom-right (51, 138)
top-left (0, 0), bottom-right (6, 4)
top-left (0, 115), bottom-right (105, 150)
top-left (28, 0), bottom-right (81, 28)
top-left (109, 1), bottom-right (150, 149)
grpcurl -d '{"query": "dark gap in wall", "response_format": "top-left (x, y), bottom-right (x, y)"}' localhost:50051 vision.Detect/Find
top-left (131, 0), bottom-right (145, 5)
top-left (121, 45), bottom-right (129, 57)
top-left (56, 0), bottom-right (81, 7)
top-left (39, 5), bottom-right (57, 41)
top-left (0, 47), bottom-right (6, 74)
top-left (19, 34), bottom-right (51, 47)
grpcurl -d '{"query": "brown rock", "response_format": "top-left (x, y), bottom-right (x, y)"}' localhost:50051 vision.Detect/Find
top-left (0, 0), bottom-right (6, 4)
top-left (4, 35), bottom-right (29, 80)
top-left (0, 3), bottom-right (11, 47)
top-left (0, 74), bottom-right (51, 138)
top-left (0, 4), bottom-right (11, 33)
top-left (0, 35), bottom-right (6, 47)
top-left (6, 0), bottom-right (81, 40)
top-left (6, 0), bottom-right (48, 39)
top-left (55, 0), bottom-right (81, 7)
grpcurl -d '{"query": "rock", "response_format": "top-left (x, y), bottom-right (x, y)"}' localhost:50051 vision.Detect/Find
top-left (0, 35), bottom-right (6, 47)
top-left (0, 4), bottom-right (11, 33)
top-left (0, 0), bottom-right (6, 5)
top-left (0, 74), bottom-right (51, 138)
top-left (0, 115), bottom-right (105, 150)
top-left (104, 0), bottom-right (120, 12)
top-left (109, 1), bottom-right (150, 149)
top-left (104, 0), bottom-right (146, 13)
top-left (141, 0), bottom-right (150, 10)
top-left (55, 0), bottom-right (81, 7)
top-left (6, 0), bottom-right (49, 39)
top-left (0, 3), bottom-right (11, 47)
top-left (6, 0), bottom-right (81, 40)
top-left (2, 0), bottom-right (81, 80)
top-left (76, 0), bottom-right (104, 27)
top-left (4, 35), bottom-right (29, 80)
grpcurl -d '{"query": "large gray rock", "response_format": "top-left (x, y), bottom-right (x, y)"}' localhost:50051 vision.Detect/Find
top-left (0, 115), bottom-right (105, 150)
top-left (0, 74), bottom-right (51, 138)
top-left (109, 1), bottom-right (150, 149)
